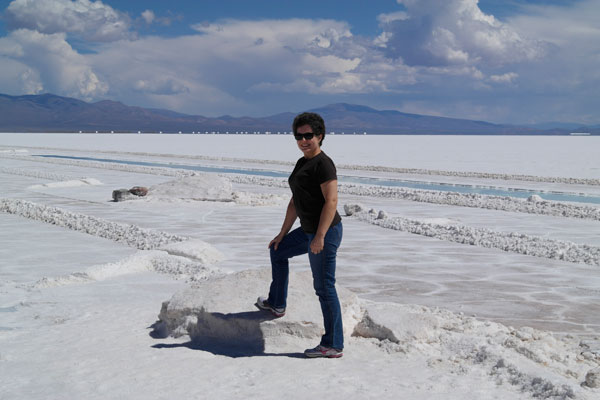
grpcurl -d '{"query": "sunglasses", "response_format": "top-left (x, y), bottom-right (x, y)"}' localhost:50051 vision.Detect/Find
top-left (294, 132), bottom-right (319, 141)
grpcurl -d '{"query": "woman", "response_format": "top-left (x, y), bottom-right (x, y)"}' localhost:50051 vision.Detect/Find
top-left (256, 112), bottom-right (344, 358)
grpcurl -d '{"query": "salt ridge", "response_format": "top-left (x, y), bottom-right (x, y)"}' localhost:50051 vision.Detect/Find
top-left (28, 178), bottom-right (103, 189)
top-left (0, 198), bottom-right (187, 249)
top-left (0, 166), bottom-right (79, 181)
top-left (229, 175), bottom-right (600, 221)
top-left (344, 203), bottom-right (600, 266)
top-left (335, 164), bottom-right (600, 186)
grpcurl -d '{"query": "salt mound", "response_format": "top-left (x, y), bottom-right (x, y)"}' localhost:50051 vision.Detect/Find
top-left (147, 175), bottom-right (287, 205)
top-left (528, 194), bottom-right (544, 202)
top-left (155, 268), bottom-right (363, 354)
top-left (155, 269), bottom-right (599, 396)
top-left (34, 245), bottom-right (222, 288)
top-left (353, 302), bottom-right (599, 398)
top-left (231, 191), bottom-right (289, 206)
top-left (33, 251), bottom-right (158, 288)
top-left (149, 175), bottom-right (233, 201)
top-left (159, 239), bottom-right (225, 265)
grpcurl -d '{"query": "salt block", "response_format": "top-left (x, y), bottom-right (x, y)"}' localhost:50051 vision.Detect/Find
top-left (343, 203), bottom-right (363, 216)
top-left (585, 367), bottom-right (600, 388)
top-left (112, 188), bottom-right (135, 202)
top-left (157, 268), bottom-right (363, 354)
top-left (353, 301), bottom-right (443, 344)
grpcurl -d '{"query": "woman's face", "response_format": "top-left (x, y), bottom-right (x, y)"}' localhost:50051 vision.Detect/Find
top-left (295, 124), bottom-right (321, 158)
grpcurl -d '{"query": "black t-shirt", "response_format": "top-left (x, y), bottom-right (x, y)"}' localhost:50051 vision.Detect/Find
top-left (288, 151), bottom-right (342, 233)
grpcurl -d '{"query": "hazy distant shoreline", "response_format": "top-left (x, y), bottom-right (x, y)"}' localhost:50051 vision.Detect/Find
top-left (2, 131), bottom-right (597, 136)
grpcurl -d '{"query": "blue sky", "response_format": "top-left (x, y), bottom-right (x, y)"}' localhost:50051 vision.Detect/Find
top-left (0, 0), bottom-right (598, 124)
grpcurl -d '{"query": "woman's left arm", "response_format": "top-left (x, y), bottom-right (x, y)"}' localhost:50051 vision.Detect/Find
top-left (310, 179), bottom-right (338, 254)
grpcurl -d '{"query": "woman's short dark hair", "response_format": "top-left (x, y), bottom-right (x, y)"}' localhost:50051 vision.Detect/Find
top-left (293, 112), bottom-right (326, 146)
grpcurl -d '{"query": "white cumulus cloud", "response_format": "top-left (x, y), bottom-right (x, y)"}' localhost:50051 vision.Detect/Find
top-left (5, 0), bottom-right (131, 42)
top-left (378, 0), bottom-right (546, 67)
top-left (490, 72), bottom-right (518, 84)
top-left (141, 10), bottom-right (155, 25)
top-left (0, 29), bottom-right (108, 99)
top-left (81, 18), bottom-right (417, 112)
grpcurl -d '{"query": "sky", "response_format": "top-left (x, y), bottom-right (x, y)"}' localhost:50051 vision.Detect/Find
top-left (0, 0), bottom-right (598, 125)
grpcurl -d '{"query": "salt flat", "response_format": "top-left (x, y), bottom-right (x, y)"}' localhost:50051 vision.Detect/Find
top-left (1, 133), bottom-right (599, 399)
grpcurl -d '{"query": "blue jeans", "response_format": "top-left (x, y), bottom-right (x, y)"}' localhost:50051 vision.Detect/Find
top-left (268, 222), bottom-right (344, 350)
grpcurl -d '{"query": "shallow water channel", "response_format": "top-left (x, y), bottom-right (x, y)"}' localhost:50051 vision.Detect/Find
top-left (35, 154), bottom-right (600, 205)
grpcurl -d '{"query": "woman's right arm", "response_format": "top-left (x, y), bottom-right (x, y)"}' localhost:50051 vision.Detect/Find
top-left (268, 197), bottom-right (297, 250)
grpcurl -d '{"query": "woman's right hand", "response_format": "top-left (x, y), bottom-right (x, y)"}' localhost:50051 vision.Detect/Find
top-left (268, 233), bottom-right (285, 251)
top-left (269, 199), bottom-right (296, 251)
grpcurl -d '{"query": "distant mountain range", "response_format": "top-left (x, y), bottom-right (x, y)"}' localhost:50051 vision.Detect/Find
top-left (0, 93), bottom-right (597, 135)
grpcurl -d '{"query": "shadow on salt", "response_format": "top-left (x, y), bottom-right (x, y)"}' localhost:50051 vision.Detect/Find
top-left (150, 310), bottom-right (306, 358)
top-left (149, 268), bottom-right (363, 358)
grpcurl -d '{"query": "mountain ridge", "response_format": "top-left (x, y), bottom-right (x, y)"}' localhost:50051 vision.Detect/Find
top-left (0, 93), bottom-right (596, 135)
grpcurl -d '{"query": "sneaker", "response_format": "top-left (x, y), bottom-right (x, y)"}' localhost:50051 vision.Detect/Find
top-left (255, 296), bottom-right (286, 317)
top-left (304, 345), bottom-right (343, 358)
